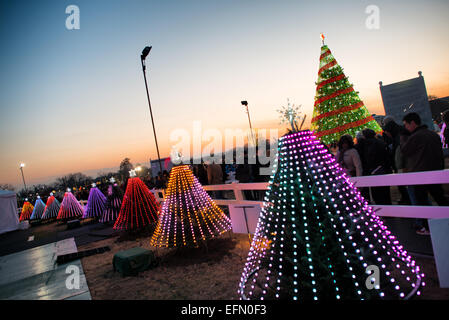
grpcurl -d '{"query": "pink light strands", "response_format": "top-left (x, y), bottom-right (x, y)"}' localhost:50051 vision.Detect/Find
top-left (150, 165), bottom-right (232, 248)
top-left (57, 190), bottom-right (84, 220)
top-left (238, 130), bottom-right (424, 300)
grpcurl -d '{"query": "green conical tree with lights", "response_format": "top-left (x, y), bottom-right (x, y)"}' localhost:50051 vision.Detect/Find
top-left (311, 34), bottom-right (382, 145)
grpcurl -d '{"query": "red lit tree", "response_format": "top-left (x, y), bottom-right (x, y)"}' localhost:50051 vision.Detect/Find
top-left (113, 170), bottom-right (160, 230)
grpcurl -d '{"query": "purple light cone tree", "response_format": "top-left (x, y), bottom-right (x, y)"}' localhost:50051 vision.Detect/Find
top-left (100, 178), bottom-right (123, 223)
top-left (238, 130), bottom-right (424, 300)
top-left (83, 183), bottom-right (107, 219)
top-left (30, 196), bottom-right (46, 220)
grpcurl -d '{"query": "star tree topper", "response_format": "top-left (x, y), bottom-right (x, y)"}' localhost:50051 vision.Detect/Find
top-left (277, 98), bottom-right (305, 133)
top-left (129, 169), bottom-right (137, 177)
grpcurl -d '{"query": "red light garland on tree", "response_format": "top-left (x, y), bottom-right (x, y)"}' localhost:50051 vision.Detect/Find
top-left (311, 34), bottom-right (382, 145)
top-left (113, 171), bottom-right (160, 230)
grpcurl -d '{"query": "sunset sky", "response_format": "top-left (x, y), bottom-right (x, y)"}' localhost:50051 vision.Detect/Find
top-left (1, 0), bottom-right (449, 188)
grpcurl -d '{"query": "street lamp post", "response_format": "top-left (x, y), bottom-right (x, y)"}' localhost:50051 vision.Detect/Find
top-left (141, 46), bottom-right (163, 175)
top-left (19, 163), bottom-right (27, 192)
top-left (241, 101), bottom-right (256, 146)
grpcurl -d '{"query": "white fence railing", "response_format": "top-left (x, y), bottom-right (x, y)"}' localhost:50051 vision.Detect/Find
top-left (151, 169), bottom-right (449, 288)
top-left (151, 169), bottom-right (449, 219)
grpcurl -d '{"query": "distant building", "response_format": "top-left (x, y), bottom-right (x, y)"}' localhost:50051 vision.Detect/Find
top-left (429, 96), bottom-right (449, 122)
top-left (379, 71), bottom-right (433, 129)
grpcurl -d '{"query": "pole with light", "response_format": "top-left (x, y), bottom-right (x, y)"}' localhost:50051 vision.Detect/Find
top-left (241, 101), bottom-right (256, 146)
top-left (141, 46), bottom-right (163, 175)
top-left (19, 163), bottom-right (27, 192)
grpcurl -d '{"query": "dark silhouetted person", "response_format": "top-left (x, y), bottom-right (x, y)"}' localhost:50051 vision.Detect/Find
top-left (401, 112), bottom-right (448, 235)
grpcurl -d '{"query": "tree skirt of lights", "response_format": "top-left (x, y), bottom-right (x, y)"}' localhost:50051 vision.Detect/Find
top-left (83, 186), bottom-right (107, 219)
top-left (238, 130), bottom-right (424, 300)
top-left (41, 195), bottom-right (61, 220)
top-left (150, 165), bottom-right (232, 248)
top-left (113, 177), bottom-right (159, 230)
top-left (57, 191), bottom-right (84, 220)
top-left (19, 201), bottom-right (34, 221)
top-left (30, 198), bottom-right (46, 220)
top-left (100, 184), bottom-right (123, 223)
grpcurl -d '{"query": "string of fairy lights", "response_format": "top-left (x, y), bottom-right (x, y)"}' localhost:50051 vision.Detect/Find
top-left (56, 188), bottom-right (84, 220)
top-left (311, 43), bottom-right (382, 145)
top-left (83, 183), bottom-right (107, 219)
top-left (239, 130), bottom-right (424, 300)
top-left (29, 196), bottom-right (46, 220)
top-left (19, 200), bottom-right (34, 221)
top-left (113, 174), bottom-right (160, 230)
top-left (41, 193), bottom-right (61, 220)
top-left (150, 165), bottom-right (231, 248)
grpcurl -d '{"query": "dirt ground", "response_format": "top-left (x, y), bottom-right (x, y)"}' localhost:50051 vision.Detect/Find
top-left (79, 232), bottom-right (251, 299)
top-left (79, 232), bottom-right (449, 300)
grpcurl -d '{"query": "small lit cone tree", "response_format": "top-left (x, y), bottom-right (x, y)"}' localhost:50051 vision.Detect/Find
top-left (238, 109), bottom-right (424, 300)
top-left (19, 199), bottom-right (34, 221)
top-left (30, 196), bottom-right (46, 220)
top-left (100, 177), bottom-right (123, 223)
top-left (57, 188), bottom-right (84, 220)
top-left (150, 165), bottom-right (232, 248)
top-left (41, 193), bottom-right (61, 220)
top-left (311, 34), bottom-right (382, 145)
top-left (113, 170), bottom-right (160, 230)
top-left (83, 183), bottom-right (107, 219)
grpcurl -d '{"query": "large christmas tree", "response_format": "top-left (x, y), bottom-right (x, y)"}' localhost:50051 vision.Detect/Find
top-left (57, 188), bottom-right (84, 220)
top-left (41, 193), bottom-right (61, 220)
top-left (238, 129), bottom-right (424, 300)
top-left (19, 199), bottom-right (34, 221)
top-left (113, 170), bottom-right (160, 230)
top-left (83, 183), bottom-right (107, 219)
top-left (311, 34), bottom-right (382, 145)
top-left (150, 165), bottom-right (232, 248)
top-left (30, 196), bottom-right (46, 220)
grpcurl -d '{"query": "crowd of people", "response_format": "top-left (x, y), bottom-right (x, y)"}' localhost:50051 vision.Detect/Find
top-left (116, 111), bottom-right (448, 236)
top-left (332, 111), bottom-right (449, 235)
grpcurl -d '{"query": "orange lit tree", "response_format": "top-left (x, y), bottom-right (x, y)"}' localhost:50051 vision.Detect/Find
top-left (150, 165), bottom-right (232, 248)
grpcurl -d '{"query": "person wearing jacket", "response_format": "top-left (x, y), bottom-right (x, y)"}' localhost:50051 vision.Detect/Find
top-left (401, 112), bottom-right (448, 235)
top-left (359, 128), bottom-right (392, 205)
